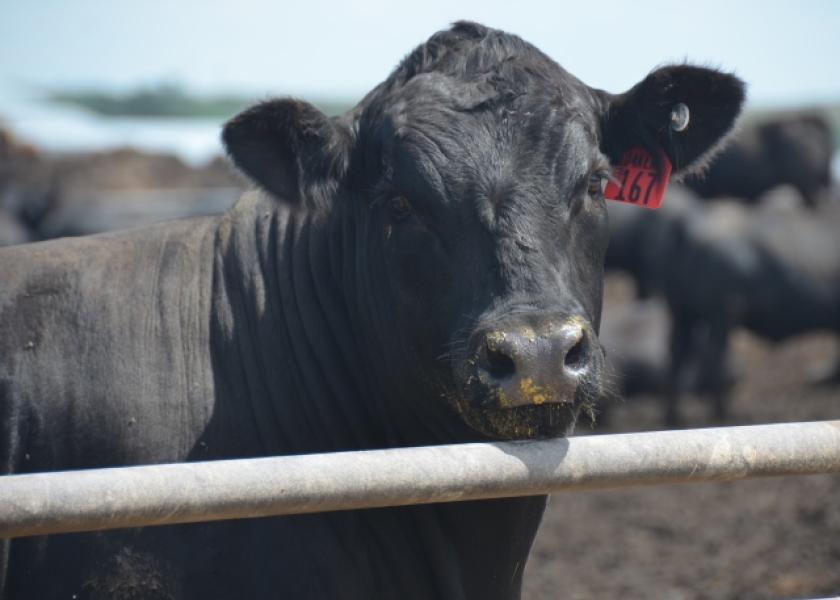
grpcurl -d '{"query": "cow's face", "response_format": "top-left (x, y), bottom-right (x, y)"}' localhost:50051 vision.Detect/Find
top-left (348, 72), bottom-right (614, 440)
top-left (223, 22), bottom-right (744, 441)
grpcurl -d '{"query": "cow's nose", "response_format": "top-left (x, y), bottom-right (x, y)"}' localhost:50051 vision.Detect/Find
top-left (475, 319), bottom-right (594, 407)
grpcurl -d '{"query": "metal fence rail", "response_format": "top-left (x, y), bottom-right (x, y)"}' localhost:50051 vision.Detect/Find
top-left (1, 420), bottom-right (839, 538)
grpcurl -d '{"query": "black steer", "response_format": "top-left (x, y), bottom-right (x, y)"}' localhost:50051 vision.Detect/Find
top-left (664, 201), bottom-right (840, 425)
top-left (0, 212), bottom-right (30, 247)
top-left (685, 114), bottom-right (834, 207)
top-left (0, 129), bottom-right (51, 242)
top-left (600, 298), bottom-right (670, 399)
top-left (604, 185), bottom-right (700, 298)
top-left (0, 22), bottom-right (743, 600)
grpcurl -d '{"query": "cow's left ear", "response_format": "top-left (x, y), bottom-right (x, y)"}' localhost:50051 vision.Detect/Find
top-left (222, 99), bottom-right (352, 204)
top-left (602, 65), bottom-right (746, 177)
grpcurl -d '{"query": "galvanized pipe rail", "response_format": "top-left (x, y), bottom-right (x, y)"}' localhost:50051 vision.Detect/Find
top-left (2, 420), bottom-right (839, 538)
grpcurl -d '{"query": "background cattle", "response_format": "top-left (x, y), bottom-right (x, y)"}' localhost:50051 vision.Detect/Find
top-left (0, 22), bottom-right (744, 600)
top-left (604, 185), bottom-right (700, 299)
top-left (661, 199), bottom-right (840, 424)
top-left (604, 139), bottom-right (838, 424)
top-left (0, 212), bottom-right (29, 247)
top-left (0, 128), bottom-right (46, 245)
top-left (35, 150), bottom-right (241, 238)
top-left (600, 297), bottom-right (670, 399)
top-left (0, 131), bottom-right (244, 242)
top-left (684, 113), bottom-right (834, 207)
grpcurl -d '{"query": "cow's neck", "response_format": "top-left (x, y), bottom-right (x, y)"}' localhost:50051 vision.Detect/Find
top-left (416, 497), bottom-right (548, 600)
top-left (209, 192), bottom-right (482, 454)
top-left (208, 193), bottom-right (547, 598)
top-left (207, 192), bottom-right (385, 455)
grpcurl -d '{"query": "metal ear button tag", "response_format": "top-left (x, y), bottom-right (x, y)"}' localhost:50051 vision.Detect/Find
top-left (670, 103), bottom-right (690, 132)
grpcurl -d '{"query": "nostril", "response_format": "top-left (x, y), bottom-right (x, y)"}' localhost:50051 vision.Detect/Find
top-left (564, 335), bottom-right (588, 373)
top-left (483, 344), bottom-right (517, 380)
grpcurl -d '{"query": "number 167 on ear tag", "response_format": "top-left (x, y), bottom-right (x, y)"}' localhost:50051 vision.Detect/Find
top-left (604, 148), bottom-right (672, 209)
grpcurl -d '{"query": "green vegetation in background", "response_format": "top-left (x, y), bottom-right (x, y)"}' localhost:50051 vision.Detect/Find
top-left (45, 84), bottom-right (840, 151)
top-left (46, 84), bottom-right (356, 119)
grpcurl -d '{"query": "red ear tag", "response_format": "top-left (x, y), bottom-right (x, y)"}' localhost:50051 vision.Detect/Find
top-left (604, 148), bottom-right (672, 209)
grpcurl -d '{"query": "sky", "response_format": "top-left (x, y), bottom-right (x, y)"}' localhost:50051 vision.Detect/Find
top-left (2, 0), bottom-right (840, 107)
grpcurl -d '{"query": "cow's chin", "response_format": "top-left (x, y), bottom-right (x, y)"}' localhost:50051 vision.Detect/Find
top-left (457, 402), bottom-right (580, 441)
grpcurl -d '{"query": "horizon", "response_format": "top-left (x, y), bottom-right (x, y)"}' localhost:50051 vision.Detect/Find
top-left (2, 1), bottom-right (840, 107)
top-left (3, 1), bottom-right (839, 164)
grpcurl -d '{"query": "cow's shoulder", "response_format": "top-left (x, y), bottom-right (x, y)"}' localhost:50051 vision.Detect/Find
top-left (0, 216), bottom-right (222, 473)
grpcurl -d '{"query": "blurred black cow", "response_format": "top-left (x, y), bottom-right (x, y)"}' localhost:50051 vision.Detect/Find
top-left (0, 22), bottom-right (744, 600)
top-left (1, 125), bottom-right (245, 243)
top-left (600, 298), bottom-right (670, 399)
top-left (685, 114), bottom-right (834, 207)
top-left (605, 185), bottom-right (701, 298)
top-left (0, 128), bottom-right (46, 245)
top-left (599, 294), bottom-right (731, 421)
top-left (31, 150), bottom-right (243, 238)
top-left (0, 212), bottom-right (29, 247)
top-left (663, 200), bottom-right (840, 425)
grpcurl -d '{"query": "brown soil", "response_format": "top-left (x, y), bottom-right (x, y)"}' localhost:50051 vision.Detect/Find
top-left (523, 276), bottom-right (840, 600)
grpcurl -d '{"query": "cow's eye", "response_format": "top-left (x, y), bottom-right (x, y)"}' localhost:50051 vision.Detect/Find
top-left (588, 173), bottom-right (609, 198)
top-left (389, 195), bottom-right (413, 221)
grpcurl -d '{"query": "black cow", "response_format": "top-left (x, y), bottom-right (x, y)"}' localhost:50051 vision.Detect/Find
top-left (33, 149), bottom-right (243, 239)
top-left (663, 200), bottom-right (840, 425)
top-left (0, 129), bottom-right (46, 245)
top-left (0, 22), bottom-right (743, 600)
top-left (685, 114), bottom-right (834, 207)
top-left (36, 187), bottom-right (241, 238)
top-left (0, 212), bottom-right (30, 247)
top-left (605, 185), bottom-right (700, 298)
top-left (600, 298), bottom-right (670, 398)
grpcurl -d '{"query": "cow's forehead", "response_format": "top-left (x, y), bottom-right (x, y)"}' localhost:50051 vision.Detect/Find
top-left (382, 65), bottom-right (600, 127)
top-left (352, 30), bottom-right (612, 186)
top-left (382, 79), bottom-right (604, 190)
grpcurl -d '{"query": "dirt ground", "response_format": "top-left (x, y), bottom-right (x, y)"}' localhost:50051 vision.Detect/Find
top-left (522, 276), bottom-right (840, 600)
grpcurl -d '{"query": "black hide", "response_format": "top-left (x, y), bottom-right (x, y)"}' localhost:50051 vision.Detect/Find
top-left (0, 21), bottom-right (744, 600)
top-left (685, 114), bottom-right (834, 207)
top-left (663, 201), bottom-right (840, 425)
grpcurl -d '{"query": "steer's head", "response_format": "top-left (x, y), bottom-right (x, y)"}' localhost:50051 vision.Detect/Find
top-left (222, 22), bottom-right (744, 441)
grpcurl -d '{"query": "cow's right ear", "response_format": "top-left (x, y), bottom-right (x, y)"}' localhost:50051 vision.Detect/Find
top-left (601, 65), bottom-right (746, 178)
top-left (222, 99), bottom-right (352, 204)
